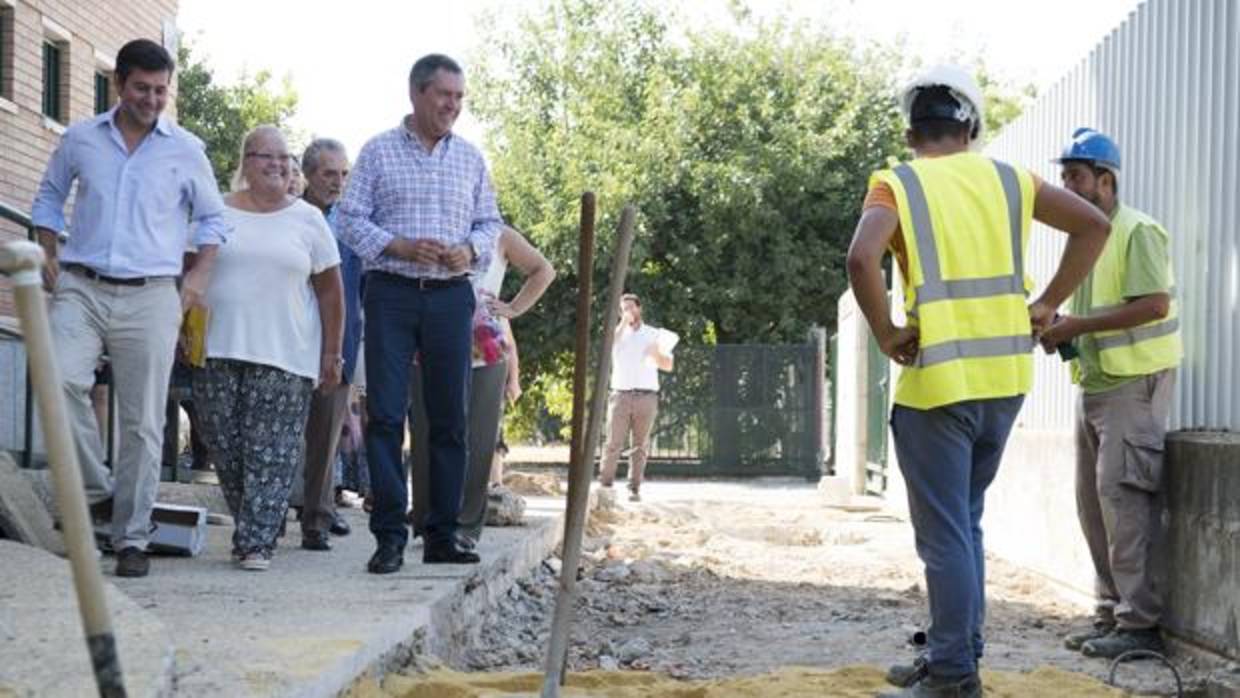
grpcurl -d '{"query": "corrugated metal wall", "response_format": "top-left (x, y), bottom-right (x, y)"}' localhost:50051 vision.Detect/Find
top-left (986, 0), bottom-right (1240, 431)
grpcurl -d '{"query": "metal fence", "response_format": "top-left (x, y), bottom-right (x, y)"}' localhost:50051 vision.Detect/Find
top-left (985, 0), bottom-right (1240, 431)
top-left (613, 338), bottom-right (825, 479)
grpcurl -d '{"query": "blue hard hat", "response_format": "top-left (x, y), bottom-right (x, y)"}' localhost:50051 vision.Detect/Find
top-left (1054, 127), bottom-right (1121, 172)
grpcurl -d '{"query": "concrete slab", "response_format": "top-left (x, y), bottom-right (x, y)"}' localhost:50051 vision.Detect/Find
top-left (111, 497), bottom-right (564, 697)
top-left (0, 541), bottom-right (174, 698)
top-left (0, 454), bottom-right (64, 555)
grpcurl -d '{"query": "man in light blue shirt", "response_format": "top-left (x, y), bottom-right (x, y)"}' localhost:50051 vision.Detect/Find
top-left (31, 38), bottom-right (228, 578)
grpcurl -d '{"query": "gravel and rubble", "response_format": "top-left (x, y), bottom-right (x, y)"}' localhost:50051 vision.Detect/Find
top-left (447, 479), bottom-right (1223, 696)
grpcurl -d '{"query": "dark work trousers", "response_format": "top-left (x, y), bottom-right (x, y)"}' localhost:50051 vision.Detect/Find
top-left (890, 395), bottom-right (1024, 679)
top-left (363, 272), bottom-right (474, 549)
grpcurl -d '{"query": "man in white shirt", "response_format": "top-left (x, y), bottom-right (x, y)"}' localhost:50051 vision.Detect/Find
top-left (599, 294), bottom-right (674, 502)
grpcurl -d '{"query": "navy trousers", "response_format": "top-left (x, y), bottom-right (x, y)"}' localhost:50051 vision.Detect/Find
top-left (363, 272), bottom-right (474, 549)
top-left (891, 395), bottom-right (1024, 678)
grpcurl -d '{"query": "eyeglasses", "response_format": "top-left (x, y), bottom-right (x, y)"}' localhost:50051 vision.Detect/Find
top-left (245, 152), bottom-right (293, 163)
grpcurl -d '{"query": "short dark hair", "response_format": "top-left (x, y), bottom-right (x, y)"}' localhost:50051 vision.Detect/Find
top-left (909, 85), bottom-right (973, 144)
top-left (909, 119), bottom-right (971, 144)
top-left (115, 39), bottom-right (175, 85)
top-left (409, 53), bottom-right (463, 92)
top-left (621, 293), bottom-right (641, 307)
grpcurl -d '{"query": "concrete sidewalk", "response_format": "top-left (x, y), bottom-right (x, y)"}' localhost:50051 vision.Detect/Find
top-left (0, 495), bottom-right (565, 697)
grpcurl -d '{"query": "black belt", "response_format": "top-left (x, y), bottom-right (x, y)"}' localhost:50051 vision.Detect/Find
top-left (64, 263), bottom-right (160, 287)
top-left (370, 271), bottom-right (470, 290)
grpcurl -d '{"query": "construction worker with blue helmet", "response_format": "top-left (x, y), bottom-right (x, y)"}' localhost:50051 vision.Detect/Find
top-left (847, 65), bottom-right (1111, 698)
top-left (1042, 127), bottom-right (1182, 660)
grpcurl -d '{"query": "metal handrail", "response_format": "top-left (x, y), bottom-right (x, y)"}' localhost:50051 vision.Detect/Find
top-left (0, 199), bottom-right (36, 469)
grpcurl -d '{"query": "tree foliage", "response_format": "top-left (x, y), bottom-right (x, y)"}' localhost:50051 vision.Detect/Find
top-left (175, 41), bottom-right (301, 190)
top-left (471, 1), bottom-right (1035, 440)
top-left (471, 0), bottom-right (911, 438)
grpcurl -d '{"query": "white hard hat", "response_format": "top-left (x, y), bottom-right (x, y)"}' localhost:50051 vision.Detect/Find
top-left (900, 64), bottom-right (986, 141)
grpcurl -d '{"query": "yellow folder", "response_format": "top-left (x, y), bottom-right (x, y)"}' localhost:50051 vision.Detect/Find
top-left (181, 306), bottom-right (209, 368)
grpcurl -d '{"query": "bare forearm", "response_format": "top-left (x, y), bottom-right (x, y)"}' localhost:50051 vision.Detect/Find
top-left (186, 245), bottom-right (219, 276)
top-left (1072, 295), bottom-right (1169, 333)
top-left (1036, 234), bottom-right (1107, 310)
top-left (508, 265), bottom-right (555, 316)
top-left (654, 352), bottom-right (673, 371)
top-left (1032, 183), bottom-right (1111, 309)
top-left (312, 271), bottom-right (346, 356)
top-left (319, 291), bottom-right (345, 356)
top-left (35, 228), bottom-right (59, 256)
top-left (848, 256), bottom-right (895, 339)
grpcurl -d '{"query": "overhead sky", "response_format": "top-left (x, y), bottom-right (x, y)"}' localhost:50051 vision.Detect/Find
top-left (177, 0), bottom-right (1144, 158)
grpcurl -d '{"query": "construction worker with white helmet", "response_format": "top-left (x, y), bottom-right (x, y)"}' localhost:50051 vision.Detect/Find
top-left (1042, 127), bottom-right (1181, 660)
top-left (847, 65), bottom-right (1111, 697)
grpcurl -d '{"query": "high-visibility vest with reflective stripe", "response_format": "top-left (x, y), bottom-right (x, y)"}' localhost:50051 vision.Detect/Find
top-left (871, 153), bottom-right (1037, 410)
top-left (1074, 204), bottom-right (1182, 379)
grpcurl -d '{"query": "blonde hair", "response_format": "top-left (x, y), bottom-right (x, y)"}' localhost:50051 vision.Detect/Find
top-left (229, 124), bottom-right (286, 192)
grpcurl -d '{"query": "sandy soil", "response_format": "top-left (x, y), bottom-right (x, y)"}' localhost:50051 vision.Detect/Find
top-left (370, 478), bottom-right (1214, 697)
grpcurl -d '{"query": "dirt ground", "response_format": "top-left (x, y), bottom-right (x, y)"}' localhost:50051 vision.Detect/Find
top-left (373, 477), bottom-right (1221, 697)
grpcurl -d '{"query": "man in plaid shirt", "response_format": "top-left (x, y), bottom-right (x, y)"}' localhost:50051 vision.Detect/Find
top-left (338, 53), bottom-right (502, 572)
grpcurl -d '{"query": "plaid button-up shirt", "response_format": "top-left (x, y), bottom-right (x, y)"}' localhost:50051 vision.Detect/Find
top-left (337, 118), bottom-right (502, 279)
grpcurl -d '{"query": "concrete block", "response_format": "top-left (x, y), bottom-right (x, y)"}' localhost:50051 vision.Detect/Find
top-left (1161, 431), bottom-right (1240, 660)
top-left (982, 428), bottom-right (1095, 602)
top-left (0, 452), bottom-right (63, 555)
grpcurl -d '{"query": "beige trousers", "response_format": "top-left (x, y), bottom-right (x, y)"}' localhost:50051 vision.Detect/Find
top-left (1075, 368), bottom-right (1175, 629)
top-left (50, 269), bottom-right (181, 550)
top-left (599, 390), bottom-right (659, 491)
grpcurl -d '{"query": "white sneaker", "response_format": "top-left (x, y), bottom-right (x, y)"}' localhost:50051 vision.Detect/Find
top-left (239, 553), bottom-right (270, 571)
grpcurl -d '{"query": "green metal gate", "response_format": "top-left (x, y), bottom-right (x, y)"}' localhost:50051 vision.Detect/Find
top-left (614, 339), bottom-right (823, 479)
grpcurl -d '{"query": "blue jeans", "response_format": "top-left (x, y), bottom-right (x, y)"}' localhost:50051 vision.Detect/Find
top-left (363, 272), bottom-right (474, 549)
top-left (891, 396), bottom-right (1024, 678)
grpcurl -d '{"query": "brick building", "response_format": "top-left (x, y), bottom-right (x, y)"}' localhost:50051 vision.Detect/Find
top-left (0, 0), bottom-right (179, 305)
top-left (0, 0), bottom-right (179, 456)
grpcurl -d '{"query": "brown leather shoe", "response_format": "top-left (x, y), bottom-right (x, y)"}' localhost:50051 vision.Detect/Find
top-left (115, 547), bottom-right (149, 578)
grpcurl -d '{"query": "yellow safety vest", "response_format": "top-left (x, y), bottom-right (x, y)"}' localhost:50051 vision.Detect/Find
top-left (1075, 204), bottom-right (1181, 378)
top-left (871, 152), bottom-right (1037, 410)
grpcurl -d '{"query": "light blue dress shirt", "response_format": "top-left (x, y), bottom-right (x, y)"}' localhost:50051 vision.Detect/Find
top-left (31, 106), bottom-right (230, 278)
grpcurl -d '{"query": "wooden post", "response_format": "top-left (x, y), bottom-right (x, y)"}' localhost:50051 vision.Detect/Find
top-left (541, 204), bottom-right (638, 695)
top-left (1, 241), bottom-right (127, 697)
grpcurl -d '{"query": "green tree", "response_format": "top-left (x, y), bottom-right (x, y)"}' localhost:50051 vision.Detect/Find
top-left (976, 66), bottom-right (1037, 139)
top-left (471, 0), bottom-right (908, 439)
top-left (175, 41), bottom-right (301, 190)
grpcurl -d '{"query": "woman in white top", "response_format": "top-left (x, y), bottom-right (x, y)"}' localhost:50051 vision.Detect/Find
top-left (409, 225), bottom-right (554, 547)
top-left (193, 125), bottom-right (344, 571)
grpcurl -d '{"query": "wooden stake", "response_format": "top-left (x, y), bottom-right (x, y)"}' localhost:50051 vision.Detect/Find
top-left (541, 203), bottom-right (638, 696)
top-left (1, 241), bottom-right (127, 697)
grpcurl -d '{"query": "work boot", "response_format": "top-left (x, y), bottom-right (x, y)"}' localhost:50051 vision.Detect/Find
top-left (878, 672), bottom-right (982, 698)
top-left (115, 547), bottom-right (149, 578)
top-left (1081, 627), bottom-right (1164, 659)
top-left (886, 655), bottom-right (929, 688)
top-left (1064, 617), bottom-right (1116, 651)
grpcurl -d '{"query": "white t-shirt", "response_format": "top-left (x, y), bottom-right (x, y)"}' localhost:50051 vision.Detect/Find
top-left (610, 324), bottom-right (661, 392)
top-left (205, 200), bottom-right (341, 380)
